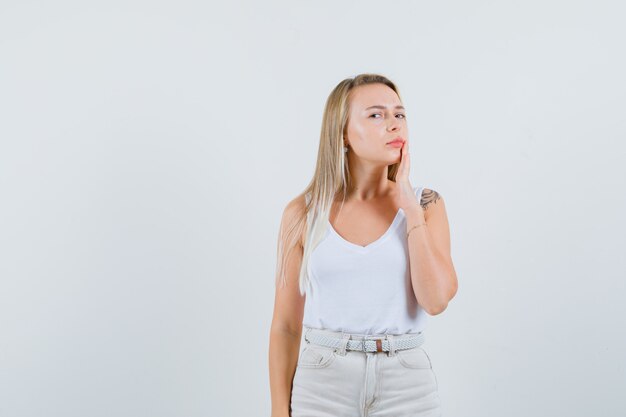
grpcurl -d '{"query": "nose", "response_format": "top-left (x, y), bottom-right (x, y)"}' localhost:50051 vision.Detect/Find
top-left (387, 118), bottom-right (401, 132)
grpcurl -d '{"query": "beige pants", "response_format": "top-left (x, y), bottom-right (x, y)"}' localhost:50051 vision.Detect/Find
top-left (290, 326), bottom-right (443, 417)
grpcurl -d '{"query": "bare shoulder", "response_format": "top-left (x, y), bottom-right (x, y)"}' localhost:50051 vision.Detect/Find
top-left (420, 188), bottom-right (445, 223)
top-left (420, 188), bottom-right (442, 211)
top-left (281, 193), bottom-right (308, 248)
top-left (284, 193), bottom-right (307, 214)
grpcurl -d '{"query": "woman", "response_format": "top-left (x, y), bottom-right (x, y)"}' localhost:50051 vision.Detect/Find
top-left (269, 73), bottom-right (458, 417)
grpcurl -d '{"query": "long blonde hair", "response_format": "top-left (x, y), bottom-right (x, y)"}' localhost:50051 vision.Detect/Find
top-left (275, 73), bottom-right (404, 295)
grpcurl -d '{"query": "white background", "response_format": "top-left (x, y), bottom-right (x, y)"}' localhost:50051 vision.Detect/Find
top-left (1, 1), bottom-right (625, 416)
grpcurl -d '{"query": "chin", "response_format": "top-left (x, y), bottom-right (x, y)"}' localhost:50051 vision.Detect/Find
top-left (386, 157), bottom-right (401, 166)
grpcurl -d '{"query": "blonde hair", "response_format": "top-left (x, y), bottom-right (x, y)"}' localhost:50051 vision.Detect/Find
top-left (275, 73), bottom-right (404, 296)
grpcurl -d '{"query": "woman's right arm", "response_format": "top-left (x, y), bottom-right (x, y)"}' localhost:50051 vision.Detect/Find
top-left (269, 197), bottom-right (307, 417)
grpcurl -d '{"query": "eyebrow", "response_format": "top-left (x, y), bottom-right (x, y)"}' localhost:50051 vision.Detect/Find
top-left (364, 105), bottom-right (405, 111)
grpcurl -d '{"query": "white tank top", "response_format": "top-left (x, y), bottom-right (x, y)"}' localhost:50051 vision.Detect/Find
top-left (302, 186), bottom-right (428, 336)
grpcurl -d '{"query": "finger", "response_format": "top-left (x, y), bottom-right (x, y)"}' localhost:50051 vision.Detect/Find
top-left (399, 141), bottom-right (408, 177)
top-left (405, 140), bottom-right (410, 169)
top-left (402, 142), bottom-right (409, 178)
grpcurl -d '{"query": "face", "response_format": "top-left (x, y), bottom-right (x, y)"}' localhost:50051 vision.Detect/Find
top-left (344, 83), bottom-right (408, 165)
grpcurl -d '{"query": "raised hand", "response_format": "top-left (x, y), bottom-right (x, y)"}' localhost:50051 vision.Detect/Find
top-left (395, 139), bottom-right (420, 211)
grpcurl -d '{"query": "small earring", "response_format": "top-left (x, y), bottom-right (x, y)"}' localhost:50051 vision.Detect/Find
top-left (343, 145), bottom-right (349, 153)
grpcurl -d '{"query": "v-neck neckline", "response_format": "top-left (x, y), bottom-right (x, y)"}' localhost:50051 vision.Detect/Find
top-left (327, 208), bottom-right (404, 253)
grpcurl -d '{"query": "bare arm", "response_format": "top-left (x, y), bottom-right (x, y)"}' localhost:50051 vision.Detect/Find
top-left (404, 189), bottom-right (458, 315)
top-left (269, 197), bottom-right (307, 417)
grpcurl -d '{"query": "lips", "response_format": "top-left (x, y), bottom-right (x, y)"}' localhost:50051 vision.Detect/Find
top-left (387, 138), bottom-right (405, 145)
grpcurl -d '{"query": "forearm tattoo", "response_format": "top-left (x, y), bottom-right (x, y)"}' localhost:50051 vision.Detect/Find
top-left (420, 189), bottom-right (441, 211)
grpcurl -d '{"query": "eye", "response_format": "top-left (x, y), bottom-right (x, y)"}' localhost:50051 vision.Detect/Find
top-left (369, 113), bottom-right (406, 119)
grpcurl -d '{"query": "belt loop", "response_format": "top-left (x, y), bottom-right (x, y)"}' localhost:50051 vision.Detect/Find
top-left (387, 334), bottom-right (396, 357)
top-left (337, 332), bottom-right (351, 356)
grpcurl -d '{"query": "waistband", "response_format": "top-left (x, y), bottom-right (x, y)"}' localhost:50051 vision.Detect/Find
top-left (303, 326), bottom-right (425, 356)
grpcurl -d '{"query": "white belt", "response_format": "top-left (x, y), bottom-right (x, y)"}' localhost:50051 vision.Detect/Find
top-left (304, 328), bottom-right (425, 353)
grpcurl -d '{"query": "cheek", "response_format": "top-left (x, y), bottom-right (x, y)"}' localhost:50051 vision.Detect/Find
top-left (350, 122), bottom-right (380, 141)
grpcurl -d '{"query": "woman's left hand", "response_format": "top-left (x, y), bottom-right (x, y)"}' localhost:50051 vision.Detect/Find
top-left (395, 139), bottom-right (421, 211)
